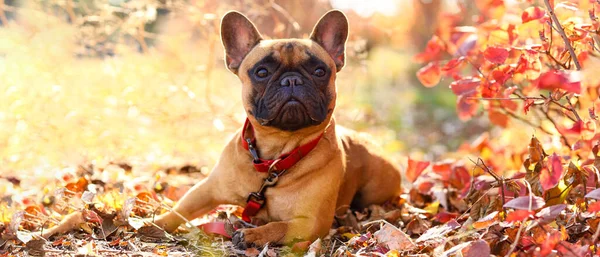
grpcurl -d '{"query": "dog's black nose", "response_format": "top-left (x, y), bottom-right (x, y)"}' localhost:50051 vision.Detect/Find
top-left (280, 75), bottom-right (304, 87)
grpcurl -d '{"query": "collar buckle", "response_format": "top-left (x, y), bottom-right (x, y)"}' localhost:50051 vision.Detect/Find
top-left (246, 138), bottom-right (260, 162)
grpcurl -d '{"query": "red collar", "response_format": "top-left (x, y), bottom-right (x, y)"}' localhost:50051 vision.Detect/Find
top-left (241, 118), bottom-right (323, 173)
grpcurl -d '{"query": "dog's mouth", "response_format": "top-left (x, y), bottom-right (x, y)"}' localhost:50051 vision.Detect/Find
top-left (254, 96), bottom-right (327, 131)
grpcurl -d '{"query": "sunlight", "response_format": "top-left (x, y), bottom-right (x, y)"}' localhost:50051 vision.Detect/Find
top-left (330, 0), bottom-right (402, 17)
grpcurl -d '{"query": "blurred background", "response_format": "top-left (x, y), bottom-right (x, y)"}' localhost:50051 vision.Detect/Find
top-left (0, 0), bottom-right (490, 176)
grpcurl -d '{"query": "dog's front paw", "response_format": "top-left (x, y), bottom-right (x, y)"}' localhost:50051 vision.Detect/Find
top-left (232, 229), bottom-right (250, 249)
top-left (232, 228), bottom-right (268, 249)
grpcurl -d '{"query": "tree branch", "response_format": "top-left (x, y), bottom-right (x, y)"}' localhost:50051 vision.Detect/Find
top-left (543, 0), bottom-right (582, 70)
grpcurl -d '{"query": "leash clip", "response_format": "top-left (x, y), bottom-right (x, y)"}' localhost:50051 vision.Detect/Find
top-left (246, 138), bottom-right (260, 162)
top-left (246, 192), bottom-right (265, 204)
top-left (245, 170), bottom-right (284, 204)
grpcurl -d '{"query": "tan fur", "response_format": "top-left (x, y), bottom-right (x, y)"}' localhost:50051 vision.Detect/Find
top-left (149, 11), bottom-right (402, 246)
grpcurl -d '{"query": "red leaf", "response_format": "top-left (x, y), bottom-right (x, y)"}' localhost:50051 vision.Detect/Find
top-left (523, 99), bottom-right (535, 114)
top-left (473, 211), bottom-right (499, 229)
top-left (483, 46), bottom-right (509, 64)
top-left (492, 65), bottom-right (515, 85)
top-left (536, 70), bottom-right (581, 94)
top-left (435, 212), bottom-right (459, 223)
top-left (83, 210), bottom-right (103, 223)
top-left (522, 6), bottom-right (546, 23)
top-left (559, 120), bottom-right (582, 134)
top-left (505, 210), bottom-right (534, 222)
top-left (457, 95), bottom-right (479, 121)
top-left (585, 188), bottom-right (600, 200)
top-left (462, 239), bottom-right (491, 257)
top-left (450, 77), bottom-right (480, 96)
top-left (456, 34), bottom-right (478, 56)
top-left (417, 62), bottom-right (442, 87)
top-left (504, 196), bottom-right (546, 210)
top-left (442, 57), bottom-right (466, 71)
top-left (587, 201), bottom-right (600, 213)
top-left (488, 109), bottom-right (509, 127)
top-left (540, 231), bottom-right (560, 256)
top-left (540, 153), bottom-right (563, 191)
top-left (406, 158), bottom-right (430, 183)
top-left (414, 36), bottom-right (445, 63)
top-left (499, 86), bottom-right (518, 112)
top-left (535, 204), bottom-right (566, 224)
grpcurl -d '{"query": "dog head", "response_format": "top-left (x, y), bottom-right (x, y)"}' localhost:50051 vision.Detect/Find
top-left (220, 10), bottom-right (348, 132)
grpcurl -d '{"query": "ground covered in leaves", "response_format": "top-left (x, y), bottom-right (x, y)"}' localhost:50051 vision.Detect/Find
top-left (2, 135), bottom-right (600, 257)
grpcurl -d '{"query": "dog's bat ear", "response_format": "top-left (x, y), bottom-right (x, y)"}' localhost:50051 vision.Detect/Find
top-left (310, 10), bottom-right (349, 72)
top-left (221, 11), bottom-right (262, 74)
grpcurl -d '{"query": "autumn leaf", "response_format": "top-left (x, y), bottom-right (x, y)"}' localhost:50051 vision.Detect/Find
top-left (521, 6), bottom-right (546, 23)
top-left (585, 188), bottom-right (600, 200)
top-left (488, 109), bottom-right (509, 127)
top-left (442, 57), bottom-right (466, 72)
top-left (559, 120), bottom-right (582, 134)
top-left (536, 204), bottom-right (566, 225)
top-left (483, 46), bottom-right (509, 64)
top-left (472, 211), bottom-right (499, 230)
top-left (587, 201), bottom-right (600, 213)
top-left (414, 35), bottom-right (445, 63)
top-left (544, 181), bottom-right (573, 206)
top-left (505, 210), bottom-right (534, 222)
top-left (528, 135), bottom-right (545, 164)
top-left (457, 95), bottom-right (479, 121)
top-left (417, 62), bottom-right (442, 87)
top-left (462, 239), bottom-right (491, 257)
top-left (540, 153), bottom-right (563, 191)
top-left (373, 224), bottom-right (415, 251)
top-left (536, 70), bottom-right (582, 94)
top-left (406, 158), bottom-right (430, 183)
top-left (450, 77), bottom-right (480, 96)
top-left (504, 196), bottom-right (545, 210)
top-left (523, 99), bottom-right (535, 114)
top-left (539, 231), bottom-right (561, 256)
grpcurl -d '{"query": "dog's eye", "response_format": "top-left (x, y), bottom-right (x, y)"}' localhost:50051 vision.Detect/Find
top-left (256, 68), bottom-right (269, 78)
top-left (314, 68), bottom-right (325, 77)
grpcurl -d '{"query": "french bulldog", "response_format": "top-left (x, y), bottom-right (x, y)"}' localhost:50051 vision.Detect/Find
top-left (151, 9), bottom-right (402, 248)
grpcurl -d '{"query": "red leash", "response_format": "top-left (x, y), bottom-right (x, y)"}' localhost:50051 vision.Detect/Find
top-left (197, 118), bottom-right (323, 236)
top-left (240, 118), bottom-right (323, 222)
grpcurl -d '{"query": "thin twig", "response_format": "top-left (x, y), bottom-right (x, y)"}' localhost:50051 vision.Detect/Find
top-left (539, 108), bottom-right (571, 147)
top-left (469, 97), bottom-right (544, 101)
top-left (0, 0), bottom-right (8, 25)
top-left (546, 51), bottom-right (569, 69)
top-left (543, 0), bottom-right (582, 70)
top-left (565, 96), bottom-right (582, 121)
top-left (65, 0), bottom-right (77, 23)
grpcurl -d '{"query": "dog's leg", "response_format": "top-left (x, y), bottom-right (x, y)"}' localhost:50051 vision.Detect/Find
top-left (149, 178), bottom-right (221, 232)
top-left (233, 216), bottom-right (328, 248)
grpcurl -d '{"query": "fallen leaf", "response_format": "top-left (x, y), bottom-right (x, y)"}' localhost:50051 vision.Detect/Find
top-left (536, 204), bottom-right (566, 224)
top-left (462, 239), bottom-right (491, 257)
top-left (504, 196), bottom-right (545, 210)
top-left (406, 158), bottom-right (430, 183)
top-left (373, 223), bottom-right (415, 251)
top-left (585, 188), bottom-right (600, 200)
top-left (505, 210), bottom-right (534, 222)
top-left (472, 211), bottom-right (499, 230)
top-left (416, 220), bottom-right (461, 243)
top-left (540, 153), bottom-right (563, 191)
top-left (244, 248), bottom-right (260, 257)
top-left (17, 230), bottom-right (33, 244)
top-left (587, 201), bottom-right (600, 213)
